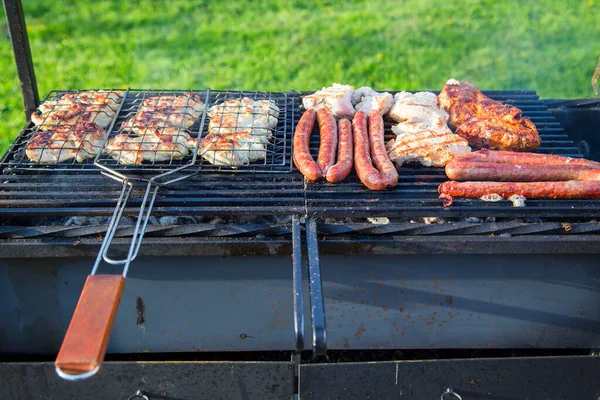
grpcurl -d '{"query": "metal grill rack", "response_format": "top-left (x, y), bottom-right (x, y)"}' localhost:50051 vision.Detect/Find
top-left (1, 89), bottom-right (126, 173)
top-left (195, 90), bottom-right (296, 173)
top-left (93, 89), bottom-right (208, 175)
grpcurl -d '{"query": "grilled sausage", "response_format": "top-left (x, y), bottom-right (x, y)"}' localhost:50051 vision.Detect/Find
top-left (326, 118), bottom-right (353, 183)
top-left (353, 111), bottom-right (388, 191)
top-left (293, 109), bottom-right (322, 182)
top-left (438, 180), bottom-right (600, 206)
top-left (454, 148), bottom-right (600, 168)
top-left (316, 108), bottom-right (338, 174)
top-left (445, 161), bottom-right (600, 182)
top-left (368, 112), bottom-right (398, 186)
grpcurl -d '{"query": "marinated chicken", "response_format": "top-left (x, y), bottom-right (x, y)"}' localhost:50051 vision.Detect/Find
top-left (32, 90), bottom-right (123, 129)
top-left (302, 83), bottom-right (355, 118)
top-left (105, 93), bottom-right (204, 165)
top-left (351, 86), bottom-right (394, 116)
top-left (200, 97), bottom-right (279, 166)
top-left (104, 130), bottom-right (191, 165)
top-left (207, 98), bottom-right (279, 141)
top-left (199, 131), bottom-right (266, 166)
top-left (386, 91), bottom-right (471, 167)
top-left (26, 122), bottom-right (107, 164)
top-left (438, 79), bottom-right (541, 151)
top-left (121, 93), bottom-right (204, 132)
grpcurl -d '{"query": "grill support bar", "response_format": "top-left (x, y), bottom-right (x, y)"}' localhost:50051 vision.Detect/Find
top-left (292, 215), bottom-right (304, 353)
top-left (2, 0), bottom-right (38, 120)
top-left (306, 218), bottom-right (327, 356)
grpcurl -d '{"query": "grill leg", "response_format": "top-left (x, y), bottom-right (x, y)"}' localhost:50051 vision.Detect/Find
top-left (2, 0), bottom-right (39, 120)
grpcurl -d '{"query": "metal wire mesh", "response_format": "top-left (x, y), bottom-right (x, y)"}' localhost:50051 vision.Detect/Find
top-left (2, 89), bottom-right (126, 171)
top-left (194, 90), bottom-right (296, 173)
top-left (93, 89), bottom-right (208, 175)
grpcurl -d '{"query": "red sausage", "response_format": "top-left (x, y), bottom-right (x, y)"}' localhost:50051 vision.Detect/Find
top-left (368, 112), bottom-right (398, 187)
top-left (454, 148), bottom-right (600, 168)
top-left (353, 111), bottom-right (388, 191)
top-left (326, 118), bottom-right (353, 183)
top-left (293, 109), bottom-right (322, 182)
top-left (445, 161), bottom-right (600, 182)
top-left (316, 108), bottom-right (338, 174)
top-left (438, 180), bottom-right (600, 206)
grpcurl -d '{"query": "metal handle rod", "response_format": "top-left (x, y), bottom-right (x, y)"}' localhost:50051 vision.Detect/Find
top-left (292, 215), bottom-right (304, 352)
top-left (91, 181), bottom-right (133, 275)
top-left (2, 0), bottom-right (39, 120)
top-left (306, 218), bottom-right (327, 356)
top-left (102, 181), bottom-right (159, 274)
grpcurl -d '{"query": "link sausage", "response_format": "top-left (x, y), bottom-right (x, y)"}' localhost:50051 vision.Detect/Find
top-left (293, 109), bottom-right (322, 182)
top-left (326, 118), bottom-right (353, 183)
top-left (316, 108), bottom-right (338, 174)
top-left (454, 148), bottom-right (600, 168)
top-left (446, 161), bottom-right (600, 182)
top-left (438, 180), bottom-right (600, 206)
top-left (368, 112), bottom-right (398, 186)
top-left (353, 111), bottom-right (388, 191)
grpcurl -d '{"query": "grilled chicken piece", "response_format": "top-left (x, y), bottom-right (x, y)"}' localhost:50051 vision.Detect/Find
top-left (104, 131), bottom-right (191, 165)
top-left (438, 79), bottom-right (541, 151)
top-left (302, 83), bottom-right (355, 118)
top-left (351, 86), bottom-right (394, 116)
top-left (388, 92), bottom-right (449, 131)
top-left (198, 131), bottom-right (266, 166)
top-left (386, 91), bottom-right (471, 167)
top-left (386, 130), bottom-right (471, 167)
top-left (122, 93), bottom-right (204, 131)
top-left (207, 98), bottom-right (279, 141)
top-left (26, 122), bottom-right (107, 163)
top-left (32, 90), bottom-right (123, 129)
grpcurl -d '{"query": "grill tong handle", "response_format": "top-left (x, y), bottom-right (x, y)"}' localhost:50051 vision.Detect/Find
top-left (55, 274), bottom-right (125, 379)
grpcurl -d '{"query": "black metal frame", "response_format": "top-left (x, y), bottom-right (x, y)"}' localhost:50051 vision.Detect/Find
top-left (2, 0), bottom-right (39, 120)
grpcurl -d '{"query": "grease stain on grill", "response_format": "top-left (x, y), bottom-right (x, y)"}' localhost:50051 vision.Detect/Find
top-left (136, 296), bottom-right (146, 327)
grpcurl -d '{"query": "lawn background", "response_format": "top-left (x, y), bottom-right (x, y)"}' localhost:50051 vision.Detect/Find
top-left (0, 0), bottom-right (598, 154)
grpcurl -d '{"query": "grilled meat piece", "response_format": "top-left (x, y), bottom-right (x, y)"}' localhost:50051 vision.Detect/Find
top-left (438, 79), bottom-right (541, 151)
top-left (351, 86), bottom-right (394, 116)
top-left (199, 131), bottom-right (266, 166)
top-left (388, 92), bottom-right (449, 131)
top-left (200, 97), bottom-right (279, 166)
top-left (122, 93), bottom-right (204, 131)
top-left (207, 97), bottom-right (279, 141)
top-left (26, 122), bottom-right (107, 164)
top-left (108, 93), bottom-right (204, 164)
top-left (302, 83), bottom-right (355, 118)
top-left (104, 130), bottom-right (191, 165)
top-left (32, 90), bottom-right (123, 129)
top-left (386, 91), bottom-right (471, 167)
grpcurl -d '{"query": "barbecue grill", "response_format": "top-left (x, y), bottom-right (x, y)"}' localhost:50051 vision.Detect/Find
top-left (3, 0), bottom-right (600, 398)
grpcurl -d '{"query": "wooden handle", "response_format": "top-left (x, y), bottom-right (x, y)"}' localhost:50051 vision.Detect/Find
top-left (55, 274), bottom-right (125, 377)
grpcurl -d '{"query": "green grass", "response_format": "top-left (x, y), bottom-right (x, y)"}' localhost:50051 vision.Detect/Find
top-left (0, 0), bottom-right (598, 154)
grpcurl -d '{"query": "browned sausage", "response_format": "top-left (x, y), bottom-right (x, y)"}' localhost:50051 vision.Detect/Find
top-left (316, 108), bottom-right (338, 174)
top-left (438, 180), bottom-right (600, 206)
top-left (454, 148), bottom-right (600, 168)
top-left (445, 161), bottom-right (600, 182)
top-left (326, 118), bottom-right (353, 183)
top-left (368, 112), bottom-right (398, 186)
top-left (293, 109), bottom-right (322, 182)
top-left (353, 111), bottom-right (388, 191)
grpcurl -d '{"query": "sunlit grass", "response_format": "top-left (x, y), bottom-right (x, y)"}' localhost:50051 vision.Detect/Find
top-left (0, 0), bottom-right (598, 154)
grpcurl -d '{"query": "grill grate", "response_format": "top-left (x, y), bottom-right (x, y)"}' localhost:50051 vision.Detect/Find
top-left (1, 89), bottom-right (599, 235)
top-left (302, 90), bottom-right (593, 218)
